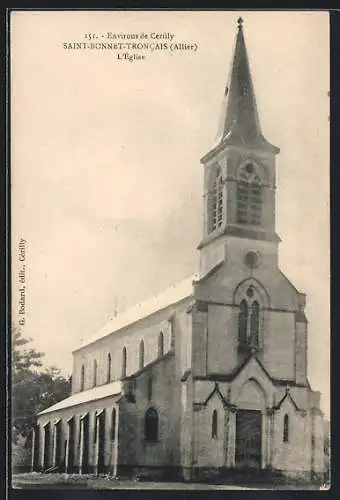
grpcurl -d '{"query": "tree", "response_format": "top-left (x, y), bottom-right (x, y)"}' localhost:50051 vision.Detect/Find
top-left (12, 328), bottom-right (44, 373)
top-left (12, 327), bottom-right (71, 448)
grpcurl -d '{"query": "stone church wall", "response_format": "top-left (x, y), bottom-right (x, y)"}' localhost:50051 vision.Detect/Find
top-left (72, 298), bottom-right (191, 394)
top-left (175, 304), bottom-right (193, 375)
top-left (207, 304), bottom-right (238, 374)
top-left (271, 403), bottom-right (311, 474)
top-left (193, 395), bottom-right (226, 469)
top-left (312, 411), bottom-right (325, 475)
top-left (295, 320), bottom-right (307, 384)
top-left (262, 310), bottom-right (295, 381)
top-left (180, 376), bottom-right (194, 475)
top-left (117, 353), bottom-right (180, 476)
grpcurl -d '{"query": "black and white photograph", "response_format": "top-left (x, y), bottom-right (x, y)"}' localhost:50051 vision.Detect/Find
top-left (10, 10), bottom-right (330, 490)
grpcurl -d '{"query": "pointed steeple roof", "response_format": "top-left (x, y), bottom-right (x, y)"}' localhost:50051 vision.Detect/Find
top-left (202, 18), bottom-right (279, 161)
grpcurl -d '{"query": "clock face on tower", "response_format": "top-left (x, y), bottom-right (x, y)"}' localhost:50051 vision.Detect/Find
top-left (244, 251), bottom-right (261, 269)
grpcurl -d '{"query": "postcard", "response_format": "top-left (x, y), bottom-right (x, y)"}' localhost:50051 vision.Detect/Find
top-left (10, 10), bottom-right (330, 490)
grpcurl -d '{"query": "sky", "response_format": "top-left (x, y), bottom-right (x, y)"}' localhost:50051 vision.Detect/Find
top-left (11, 11), bottom-right (330, 417)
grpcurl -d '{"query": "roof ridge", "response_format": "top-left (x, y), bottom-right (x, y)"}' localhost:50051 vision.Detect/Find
top-left (38, 380), bottom-right (122, 416)
top-left (75, 274), bottom-right (196, 351)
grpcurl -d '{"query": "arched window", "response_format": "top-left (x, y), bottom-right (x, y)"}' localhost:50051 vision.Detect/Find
top-left (80, 365), bottom-right (85, 392)
top-left (93, 412), bottom-right (98, 442)
top-left (169, 317), bottom-right (175, 349)
top-left (139, 340), bottom-right (145, 370)
top-left (283, 414), bottom-right (289, 443)
top-left (147, 376), bottom-right (153, 402)
top-left (238, 287), bottom-right (261, 349)
top-left (107, 353), bottom-right (111, 383)
top-left (93, 359), bottom-right (97, 387)
top-left (122, 347), bottom-right (127, 378)
top-left (158, 332), bottom-right (164, 357)
top-left (209, 167), bottom-right (224, 233)
top-left (237, 163), bottom-right (263, 226)
top-left (238, 299), bottom-right (248, 345)
top-left (144, 407), bottom-right (159, 442)
top-left (250, 301), bottom-right (260, 346)
top-left (111, 408), bottom-right (116, 440)
top-left (212, 410), bottom-right (218, 439)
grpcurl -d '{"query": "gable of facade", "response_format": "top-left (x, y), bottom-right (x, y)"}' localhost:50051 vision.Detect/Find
top-left (190, 260), bottom-right (308, 383)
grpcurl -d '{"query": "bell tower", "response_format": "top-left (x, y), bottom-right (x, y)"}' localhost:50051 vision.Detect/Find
top-left (199, 18), bottom-right (281, 276)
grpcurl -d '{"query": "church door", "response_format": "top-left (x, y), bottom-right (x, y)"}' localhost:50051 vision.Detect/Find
top-left (235, 409), bottom-right (262, 469)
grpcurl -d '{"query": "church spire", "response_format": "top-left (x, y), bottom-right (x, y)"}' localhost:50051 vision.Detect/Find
top-left (199, 18), bottom-right (281, 267)
top-left (212, 18), bottom-right (279, 155)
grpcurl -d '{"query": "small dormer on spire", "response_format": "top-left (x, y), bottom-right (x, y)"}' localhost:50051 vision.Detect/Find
top-left (205, 18), bottom-right (279, 159)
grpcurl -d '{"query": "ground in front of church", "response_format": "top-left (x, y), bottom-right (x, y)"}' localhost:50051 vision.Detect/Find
top-left (11, 473), bottom-right (329, 490)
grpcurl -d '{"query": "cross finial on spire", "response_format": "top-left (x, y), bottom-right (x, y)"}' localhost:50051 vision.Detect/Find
top-left (237, 17), bottom-right (243, 29)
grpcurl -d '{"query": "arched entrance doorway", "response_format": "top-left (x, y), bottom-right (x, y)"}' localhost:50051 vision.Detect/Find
top-left (235, 409), bottom-right (262, 469)
top-left (235, 378), bottom-right (266, 470)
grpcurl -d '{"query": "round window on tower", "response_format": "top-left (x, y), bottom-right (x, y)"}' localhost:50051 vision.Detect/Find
top-left (244, 251), bottom-right (260, 269)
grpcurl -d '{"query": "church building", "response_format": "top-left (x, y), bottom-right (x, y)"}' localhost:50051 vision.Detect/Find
top-left (33, 18), bottom-right (325, 482)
